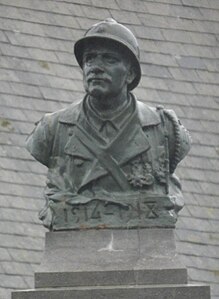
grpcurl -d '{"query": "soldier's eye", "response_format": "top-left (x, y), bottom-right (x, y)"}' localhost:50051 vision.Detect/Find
top-left (83, 54), bottom-right (95, 64)
top-left (104, 54), bottom-right (119, 63)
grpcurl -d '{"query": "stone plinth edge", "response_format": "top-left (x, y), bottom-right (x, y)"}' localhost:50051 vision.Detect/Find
top-left (12, 284), bottom-right (211, 299)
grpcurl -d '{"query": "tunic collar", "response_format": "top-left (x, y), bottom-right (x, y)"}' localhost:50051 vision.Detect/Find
top-left (59, 93), bottom-right (161, 128)
top-left (84, 94), bottom-right (134, 132)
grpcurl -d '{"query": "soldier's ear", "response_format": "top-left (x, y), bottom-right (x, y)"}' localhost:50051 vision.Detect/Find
top-left (126, 65), bottom-right (136, 85)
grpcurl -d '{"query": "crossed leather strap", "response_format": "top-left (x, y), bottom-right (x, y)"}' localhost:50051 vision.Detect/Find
top-left (76, 123), bottom-right (133, 191)
top-left (74, 111), bottom-right (145, 191)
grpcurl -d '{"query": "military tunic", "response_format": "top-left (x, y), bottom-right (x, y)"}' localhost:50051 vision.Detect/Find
top-left (26, 93), bottom-right (191, 230)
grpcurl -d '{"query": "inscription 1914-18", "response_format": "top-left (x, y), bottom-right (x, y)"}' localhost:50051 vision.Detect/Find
top-left (50, 194), bottom-right (176, 230)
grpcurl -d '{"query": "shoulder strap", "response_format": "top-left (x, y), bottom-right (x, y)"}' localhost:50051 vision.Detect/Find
top-left (156, 105), bottom-right (170, 194)
top-left (163, 109), bottom-right (182, 174)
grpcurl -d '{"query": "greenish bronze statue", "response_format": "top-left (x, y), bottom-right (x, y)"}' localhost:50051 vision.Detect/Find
top-left (26, 19), bottom-right (191, 230)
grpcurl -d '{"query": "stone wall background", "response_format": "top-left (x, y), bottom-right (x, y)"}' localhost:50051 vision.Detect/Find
top-left (0, 1), bottom-right (218, 298)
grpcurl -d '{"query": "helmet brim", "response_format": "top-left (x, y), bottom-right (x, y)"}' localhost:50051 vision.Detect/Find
top-left (74, 36), bottom-right (141, 91)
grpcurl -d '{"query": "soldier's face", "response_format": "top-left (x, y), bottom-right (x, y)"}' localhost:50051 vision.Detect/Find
top-left (82, 42), bottom-right (133, 99)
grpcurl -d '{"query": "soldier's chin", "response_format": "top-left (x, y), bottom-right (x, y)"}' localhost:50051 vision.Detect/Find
top-left (87, 86), bottom-right (107, 98)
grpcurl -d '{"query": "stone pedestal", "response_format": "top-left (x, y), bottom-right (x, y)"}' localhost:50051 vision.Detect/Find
top-left (12, 229), bottom-right (210, 299)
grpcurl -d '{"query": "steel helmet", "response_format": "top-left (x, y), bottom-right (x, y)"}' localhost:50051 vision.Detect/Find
top-left (74, 18), bottom-right (141, 90)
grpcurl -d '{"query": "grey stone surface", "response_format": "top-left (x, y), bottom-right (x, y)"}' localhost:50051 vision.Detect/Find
top-left (34, 229), bottom-right (187, 288)
top-left (12, 284), bottom-right (211, 299)
top-left (11, 229), bottom-right (210, 299)
top-left (35, 268), bottom-right (188, 289)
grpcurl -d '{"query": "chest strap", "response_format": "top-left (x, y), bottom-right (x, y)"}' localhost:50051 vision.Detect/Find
top-left (75, 123), bottom-right (131, 191)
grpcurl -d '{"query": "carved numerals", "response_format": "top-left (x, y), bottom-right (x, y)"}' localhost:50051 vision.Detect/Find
top-left (60, 199), bottom-right (159, 225)
top-left (140, 201), bottom-right (158, 219)
top-left (51, 194), bottom-right (177, 229)
top-left (61, 200), bottom-right (124, 224)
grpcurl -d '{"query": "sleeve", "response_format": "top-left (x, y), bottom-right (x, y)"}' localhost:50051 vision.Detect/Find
top-left (26, 114), bottom-right (53, 167)
top-left (164, 109), bottom-right (192, 174)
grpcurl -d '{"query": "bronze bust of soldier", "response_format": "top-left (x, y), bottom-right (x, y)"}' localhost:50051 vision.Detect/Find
top-left (26, 19), bottom-right (191, 230)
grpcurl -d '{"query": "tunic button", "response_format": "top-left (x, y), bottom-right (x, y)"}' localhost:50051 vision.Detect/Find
top-left (156, 105), bottom-right (164, 110)
top-left (68, 129), bottom-right (73, 136)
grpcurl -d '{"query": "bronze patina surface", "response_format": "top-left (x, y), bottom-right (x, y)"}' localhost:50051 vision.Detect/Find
top-left (26, 19), bottom-right (191, 230)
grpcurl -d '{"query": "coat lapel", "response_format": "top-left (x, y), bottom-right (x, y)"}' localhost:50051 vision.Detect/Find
top-left (107, 114), bottom-right (150, 165)
top-left (64, 127), bottom-right (93, 161)
top-left (59, 100), bottom-right (94, 160)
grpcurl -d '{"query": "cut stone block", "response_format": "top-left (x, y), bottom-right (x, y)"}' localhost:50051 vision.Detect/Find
top-left (11, 229), bottom-right (211, 299)
top-left (35, 229), bottom-right (188, 288)
top-left (12, 284), bottom-right (211, 299)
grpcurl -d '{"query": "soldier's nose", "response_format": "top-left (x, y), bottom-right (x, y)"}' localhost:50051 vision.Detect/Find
top-left (90, 65), bottom-right (104, 74)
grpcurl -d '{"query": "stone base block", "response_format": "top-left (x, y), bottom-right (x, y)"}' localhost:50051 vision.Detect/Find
top-left (12, 284), bottom-right (211, 299)
top-left (35, 229), bottom-right (187, 288)
top-left (11, 229), bottom-right (211, 299)
top-left (35, 268), bottom-right (187, 288)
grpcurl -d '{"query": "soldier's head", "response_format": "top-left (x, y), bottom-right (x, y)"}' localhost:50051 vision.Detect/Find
top-left (74, 19), bottom-right (141, 99)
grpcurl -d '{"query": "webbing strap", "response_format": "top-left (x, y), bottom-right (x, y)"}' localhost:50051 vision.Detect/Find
top-left (76, 124), bottom-right (131, 191)
top-left (156, 106), bottom-right (170, 194)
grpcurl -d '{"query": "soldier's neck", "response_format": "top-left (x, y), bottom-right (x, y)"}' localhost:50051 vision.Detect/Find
top-left (89, 92), bottom-right (129, 115)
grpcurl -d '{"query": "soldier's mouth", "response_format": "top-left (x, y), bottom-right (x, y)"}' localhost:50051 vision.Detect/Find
top-left (88, 77), bottom-right (110, 83)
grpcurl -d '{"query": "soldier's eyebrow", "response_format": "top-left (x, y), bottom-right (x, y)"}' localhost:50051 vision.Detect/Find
top-left (84, 50), bottom-right (123, 60)
top-left (83, 49), bottom-right (96, 54)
